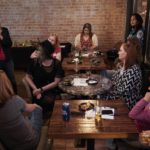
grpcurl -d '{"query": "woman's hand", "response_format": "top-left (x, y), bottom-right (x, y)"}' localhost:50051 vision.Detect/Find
top-left (25, 103), bottom-right (42, 113)
top-left (144, 88), bottom-right (150, 102)
top-left (33, 88), bottom-right (41, 96)
top-left (30, 50), bottom-right (40, 59)
top-left (36, 93), bottom-right (42, 99)
top-left (139, 130), bottom-right (150, 146)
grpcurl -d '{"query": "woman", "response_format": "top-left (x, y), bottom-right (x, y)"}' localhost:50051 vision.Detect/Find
top-left (119, 89), bottom-right (150, 149)
top-left (26, 40), bottom-right (63, 113)
top-left (129, 89), bottom-right (150, 132)
top-left (0, 25), bottom-right (17, 93)
top-left (127, 13), bottom-right (144, 48)
top-left (48, 34), bottom-right (61, 61)
top-left (99, 42), bottom-right (142, 110)
top-left (31, 34), bottom-right (61, 61)
top-left (0, 70), bottom-right (43, 150)
top-left (74, 23), bottom-right (98, 51)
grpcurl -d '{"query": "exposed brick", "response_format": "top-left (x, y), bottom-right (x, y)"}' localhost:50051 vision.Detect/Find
top-left (0, 0), bottom-right (126, 50)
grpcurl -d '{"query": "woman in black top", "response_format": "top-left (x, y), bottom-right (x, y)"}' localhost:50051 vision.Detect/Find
top-left (25, 40), bottom-right (63, 113)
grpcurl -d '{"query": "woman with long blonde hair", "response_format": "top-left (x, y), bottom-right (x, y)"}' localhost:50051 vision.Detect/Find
top-left (31, 33), bottom-right (62, 61)
top-left (0, 70), bottom-right (43, 150)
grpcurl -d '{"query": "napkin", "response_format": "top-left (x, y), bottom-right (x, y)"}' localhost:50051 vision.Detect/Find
top-left (85, 109), bottom-right (95, 118)
top-left (72, 78), bottom-right (88, 86)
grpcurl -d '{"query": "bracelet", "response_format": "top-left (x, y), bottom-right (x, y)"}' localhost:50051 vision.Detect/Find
top-left (40, 87), bottom-right (44, 93)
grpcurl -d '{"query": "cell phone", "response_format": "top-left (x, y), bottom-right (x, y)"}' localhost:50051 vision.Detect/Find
top-left (101, 110), bottom-right (113, 115)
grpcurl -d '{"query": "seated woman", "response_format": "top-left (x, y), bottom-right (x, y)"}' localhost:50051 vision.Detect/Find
top-left (74, 23), bottom-right (98, 51)
top-left (31, 34), bottom-right (61, 61)
top-left (0, 70), bottom-right (43, 150)
top-left (129, 88), bottom-right (150, 132)
top-left (118, 88), bottom-right (150, 149)
top-left (99, 42), bottom-right (142, 110)
top-left (25, 40), bottom-right (63, 114)
top-left (100, 37), bottom-right (142, 80)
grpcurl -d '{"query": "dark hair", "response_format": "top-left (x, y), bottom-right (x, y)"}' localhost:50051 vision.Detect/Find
top-left (38, 40), bottom-right (54, 62)
top-left (81, 23), bottom-right (93, 38)
top-left (130, 13), bottom-right (143, 34)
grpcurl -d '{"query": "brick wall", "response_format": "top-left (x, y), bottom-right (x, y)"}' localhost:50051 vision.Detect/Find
top-left (0, 0), bottom-right (126, 50)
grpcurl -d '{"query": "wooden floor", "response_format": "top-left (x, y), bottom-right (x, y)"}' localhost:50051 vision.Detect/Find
top-left (14, 70), bottom-right (143, 150)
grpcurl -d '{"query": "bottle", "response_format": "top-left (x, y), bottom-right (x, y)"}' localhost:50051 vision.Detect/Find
top-left (95, 105), bottom-right (102, 126)
top-left (62, 102), bottom-right (70, 121)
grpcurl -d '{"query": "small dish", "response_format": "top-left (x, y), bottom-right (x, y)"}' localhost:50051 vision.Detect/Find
top-left (86, 79), bottom-right (98, 85)
top-left (79, 102), bottom-right (94, 111)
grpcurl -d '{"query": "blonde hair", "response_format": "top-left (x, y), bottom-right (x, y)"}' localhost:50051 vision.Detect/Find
top-left (0, 70), bottom-right (14, 106)
top-left (49, 33), bottom-right (60, 48)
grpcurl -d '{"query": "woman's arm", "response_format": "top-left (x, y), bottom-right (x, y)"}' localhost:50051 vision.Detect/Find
top-left (129, 98), bottom-right (149, 120)
top-left (129, 92), bottom-right (150, 121)
top-left (25, 74), bottom-right (42, 99)
top-left (25, 74), bottom-right (37, 91)
top-left (74, 34), bottom-right (82, 50)
top-left (90, 34), bottom-right (98, 50)
top-left (24, 103), bottom-right (41, 113)
top-left (33, 77), bottom-right (61, 95)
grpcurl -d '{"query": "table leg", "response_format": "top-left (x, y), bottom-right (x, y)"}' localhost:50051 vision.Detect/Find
top-left (87, 139), bottom-right (95, 150)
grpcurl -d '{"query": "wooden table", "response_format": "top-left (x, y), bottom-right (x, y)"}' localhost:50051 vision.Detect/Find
top-left (59, 73), bottom-right (112, 97)
top-left (62, 55), bottom-right (113, 74)
top-left (48, 99), bottom-right (138, 150)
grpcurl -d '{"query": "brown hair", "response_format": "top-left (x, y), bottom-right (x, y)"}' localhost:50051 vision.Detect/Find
top-left (81, 23), bottom-right (93, 39)
top-left (127, 37), bottom-right (142, 62)
top-left (0, 70), bottom-right (14, 106)
top-left (120, 43), bottom-right (140, 69)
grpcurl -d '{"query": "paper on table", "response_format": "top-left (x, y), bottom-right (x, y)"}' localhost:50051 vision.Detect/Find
top-left (102, 115), bottom-right (114, 120)
top-left (85, 109), bottom-right (95, 118)
top-left (72, 78), bottom-right (88, 86)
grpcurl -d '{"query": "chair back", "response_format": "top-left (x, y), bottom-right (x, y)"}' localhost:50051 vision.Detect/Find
top-left (22, 77), bottom-right (32, 103)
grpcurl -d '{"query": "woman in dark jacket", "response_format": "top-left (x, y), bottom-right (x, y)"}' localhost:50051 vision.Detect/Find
top-left (0, 25), bottom-right (17, 93)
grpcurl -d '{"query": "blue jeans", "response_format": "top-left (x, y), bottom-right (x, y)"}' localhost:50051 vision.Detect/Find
top-left (0, 60), bottom-right (17, 93)
top-left (100, 70), bottom-right (116, 80)
top-left (28, 107), bottom-right (43, 140)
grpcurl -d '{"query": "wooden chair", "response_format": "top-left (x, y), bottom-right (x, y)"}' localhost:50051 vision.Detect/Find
top-left (22, 77), bottom-right (32, 103)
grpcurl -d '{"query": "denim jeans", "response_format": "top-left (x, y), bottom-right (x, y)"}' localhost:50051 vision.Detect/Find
top-left (28, 107), bottom-right (43, 139)
top-left (106, 139), bottom-right (117, 150)
top-left (100, 70), bottom-right (116, 80)
top-left (0, 60), bottom-right (17, 93)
